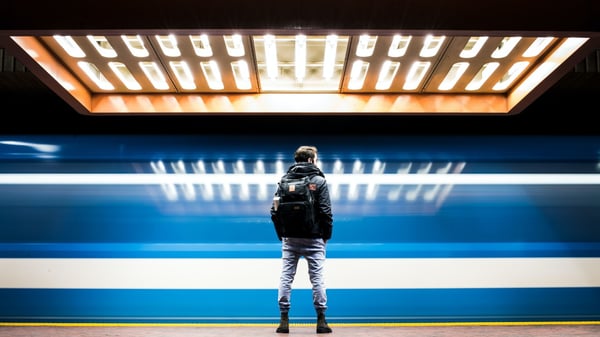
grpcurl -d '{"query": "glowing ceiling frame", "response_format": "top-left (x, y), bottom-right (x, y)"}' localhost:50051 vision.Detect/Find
top-left (1, 31), bottom-right (596, 115)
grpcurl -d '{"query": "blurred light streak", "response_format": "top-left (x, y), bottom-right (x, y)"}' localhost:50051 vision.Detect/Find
top-left (0, 140), bottom-right (60, 153)
top-left (1, 173), bottom-right (600, 185)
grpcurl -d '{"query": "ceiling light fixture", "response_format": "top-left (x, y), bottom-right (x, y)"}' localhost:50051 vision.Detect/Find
top-left (2, 31), bottom-right (593, 115)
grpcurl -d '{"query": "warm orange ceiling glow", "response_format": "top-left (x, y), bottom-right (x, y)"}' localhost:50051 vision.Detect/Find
top-left (3, 31), bottom-right (593, 115)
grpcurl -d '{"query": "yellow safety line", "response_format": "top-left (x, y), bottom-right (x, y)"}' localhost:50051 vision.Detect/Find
top-left (0, 321), bottom-right (599, 327)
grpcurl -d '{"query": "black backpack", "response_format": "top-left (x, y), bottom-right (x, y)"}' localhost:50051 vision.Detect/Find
top-left (275, 175), bottom-right (317, 237)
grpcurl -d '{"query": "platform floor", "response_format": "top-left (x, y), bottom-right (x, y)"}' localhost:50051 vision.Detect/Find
top-left (1, 323), bottom-right (600, 337)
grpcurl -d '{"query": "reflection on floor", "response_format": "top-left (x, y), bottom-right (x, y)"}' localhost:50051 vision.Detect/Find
top-left (1, 323), bottom-right (600, 337)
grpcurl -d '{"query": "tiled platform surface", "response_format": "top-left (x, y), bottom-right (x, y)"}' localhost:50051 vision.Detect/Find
top-left (1, 323), bottom-right (600, 337)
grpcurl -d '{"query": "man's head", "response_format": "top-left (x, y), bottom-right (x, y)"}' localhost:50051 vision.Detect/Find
top-left (294, 145), bottom-right (318, 164)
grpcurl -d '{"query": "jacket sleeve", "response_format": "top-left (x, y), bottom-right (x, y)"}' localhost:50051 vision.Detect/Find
top-left (315, 177), bottom-right (333, 241)
top-left (270, 188), bottom-right (284, 241)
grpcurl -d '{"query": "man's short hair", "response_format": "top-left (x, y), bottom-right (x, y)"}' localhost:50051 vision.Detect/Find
top-left (294, 146), bottom-right (318, 163)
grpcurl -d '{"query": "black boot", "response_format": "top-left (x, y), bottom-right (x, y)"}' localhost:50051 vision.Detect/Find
top-left (276, 312), bottom-right (289, 333)
top-left (316, 312), bottom-right (332, 333)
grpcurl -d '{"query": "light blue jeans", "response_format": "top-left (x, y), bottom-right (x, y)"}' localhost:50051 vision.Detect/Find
top-left (278, 237), bottom-right (328, 314)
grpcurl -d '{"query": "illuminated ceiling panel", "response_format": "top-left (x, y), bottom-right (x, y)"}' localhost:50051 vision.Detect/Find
top-left (3, 31), bottom-right (594, 115)
top-left (253, 34), bottom-right (349, 92)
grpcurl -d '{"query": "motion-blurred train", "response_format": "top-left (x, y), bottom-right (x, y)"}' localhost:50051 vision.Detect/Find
top-left (0, 134), bottom-right (599, 323)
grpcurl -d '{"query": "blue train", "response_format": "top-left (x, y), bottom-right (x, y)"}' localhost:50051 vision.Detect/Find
top-left (0, 134), bottom-right (599, 323)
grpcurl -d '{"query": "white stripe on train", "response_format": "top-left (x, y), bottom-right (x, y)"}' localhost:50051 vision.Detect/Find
top-left (1, 257), bottom-right (599, 289)
top-left (1, 173), bottom-right (600, 185)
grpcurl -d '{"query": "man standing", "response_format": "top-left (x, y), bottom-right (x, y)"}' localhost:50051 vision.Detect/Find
top-left (271, 145), bottom-right (333, 334)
